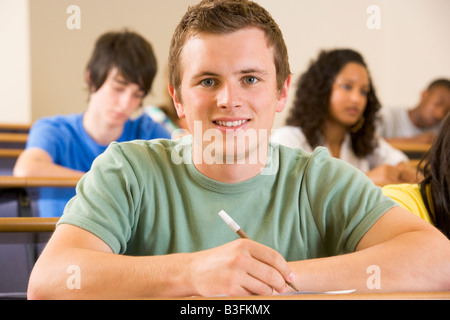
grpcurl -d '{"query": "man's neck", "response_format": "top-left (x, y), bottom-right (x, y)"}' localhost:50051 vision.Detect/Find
top-left (82, 110), bottom-right (124, 145)
top-left (192, 144), bottom-right (269, 183)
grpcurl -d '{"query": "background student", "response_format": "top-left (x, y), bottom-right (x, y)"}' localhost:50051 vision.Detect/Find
top-left (13, 30), bottom-right (171, 217)
top-left (28, 0), bottom-right (450, 299)
top-left (271, 49), bottom-right (419, 186)
top-left (378, 78), bottom-right (450, 144)
top-left (383, 113), bottom-right (450, 238)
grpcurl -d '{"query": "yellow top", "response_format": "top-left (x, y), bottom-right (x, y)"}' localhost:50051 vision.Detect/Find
top-left (382, 183), bottom-right (433, 224)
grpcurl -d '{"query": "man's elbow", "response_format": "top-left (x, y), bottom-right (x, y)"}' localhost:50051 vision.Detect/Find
top-left (421, 230), bottom-right (450, 291)
top-left (12, 163), bottom-right (29, 177)
top-left (13, 148), bottom-right (54, 177)
top-left (27, 282), bottom-right (44, 300)
top-left (27, 271), bottom-right (51, 300)
top-left (27, 259), bottom-right (64, 300)
top-left (12, 153), bottom-right (34, 177)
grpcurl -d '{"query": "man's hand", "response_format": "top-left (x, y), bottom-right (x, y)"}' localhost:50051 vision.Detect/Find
top-left (188, 239), bottom-right (295, 297)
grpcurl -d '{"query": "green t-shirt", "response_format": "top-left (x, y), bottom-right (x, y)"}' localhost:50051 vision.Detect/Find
top-left (58, 137), bottom-right (395, 261)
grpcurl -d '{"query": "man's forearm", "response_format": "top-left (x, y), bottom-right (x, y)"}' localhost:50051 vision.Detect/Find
top-left (28, 249), bottom-right (196, 299)
top-left (13, 149), bottom-right (85, 178)
top-left (288, 230), bottom-right (450, 293)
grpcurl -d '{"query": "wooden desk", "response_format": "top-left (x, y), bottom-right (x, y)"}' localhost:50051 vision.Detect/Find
top-left (390, 141), bottom-right (431, 160)
top-left (0, 176), bottom-right (80, 188)
top-left (389, 141), bottom-right (431, 153)
top-left (0, 176), bottom-right (80, 218)
top-left (0, 217), bottom-right (57, 279)
top-left (0, 148), bottom-right (22, 158)
top-left (0, 123), bottom-right (31, 132)
top-left (0, 133), bottom-right (28, 144)
top-left (407, 159), bottom-right (426, 171)
top-left (171, 291), bottom-right (450, 300)
top-left (0, 217), bottom-right (58, 233)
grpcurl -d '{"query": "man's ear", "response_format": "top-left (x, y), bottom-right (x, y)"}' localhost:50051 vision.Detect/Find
top-left (85, 70), bottom-right (92, 86)
top-left (275, 75), bottom-right (291, 113)
top-left (168, 84), bottom-right (186, 118)
top-left (85, 69), bottom-right (96, 95)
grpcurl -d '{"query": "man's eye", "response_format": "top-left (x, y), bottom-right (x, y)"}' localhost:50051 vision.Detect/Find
top-left (113, 86), bottom-right (125, 92)
top-left (201, 78), bottom-right (215, 87)
top-left (244, 76), bottom-right (258, 85)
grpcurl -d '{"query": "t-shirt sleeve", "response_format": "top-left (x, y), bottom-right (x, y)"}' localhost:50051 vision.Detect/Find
top-left (26, 118), bottom-right (65, 161)
top-left (57, 142), bottom-right (143, 254)
top-left (303, 147), bottom-right (396, 255)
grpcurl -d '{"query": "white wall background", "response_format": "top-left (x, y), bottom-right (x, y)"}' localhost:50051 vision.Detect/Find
top-left (0, 0), bottom-right (31, 123)
top-left (1, 0), bottom-right (449, 128)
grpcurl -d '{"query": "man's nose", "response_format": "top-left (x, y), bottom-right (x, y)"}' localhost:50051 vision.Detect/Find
top-left (119, 91), bottom-right (136, 110)
top-left (216, 82), bottom-right (242, 109)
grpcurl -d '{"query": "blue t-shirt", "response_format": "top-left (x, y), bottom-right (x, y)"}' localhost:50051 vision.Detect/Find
top-left (26, 113), bottom-right (171, 217)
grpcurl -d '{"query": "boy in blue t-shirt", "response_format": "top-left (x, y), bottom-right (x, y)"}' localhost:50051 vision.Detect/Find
top-left (13, 30), bottom-right (171, 217)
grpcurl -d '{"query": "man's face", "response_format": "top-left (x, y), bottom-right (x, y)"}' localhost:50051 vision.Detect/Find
top-left (170, 27), bottom-right (290, 163)
top-left (89, 68), bottom-right (145, 126)
top-left (417, 86), bottom-right (450, 128)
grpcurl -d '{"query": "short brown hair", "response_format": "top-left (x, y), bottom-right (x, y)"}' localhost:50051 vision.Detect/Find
top-left (86, 30), bottom-right (157, 97)
top-left (168, 0), bottom-right (290, 101)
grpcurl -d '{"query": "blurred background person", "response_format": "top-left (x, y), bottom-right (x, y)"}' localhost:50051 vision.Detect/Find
top-left (272, 49), bottom-right (419, 186)
top-left (378, 78), bottom-right (450, 144)
top-left (13, 30), bottom-right (171, 217)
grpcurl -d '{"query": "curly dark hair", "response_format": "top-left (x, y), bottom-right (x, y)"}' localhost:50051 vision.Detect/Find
top-left (286, 49), bottom-right (381, 157)
top-left (419, 113), bottom-right (450, 238)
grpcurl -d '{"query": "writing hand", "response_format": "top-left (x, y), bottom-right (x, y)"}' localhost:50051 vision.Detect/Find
top-left (188, 239), bottom-right (295, 297)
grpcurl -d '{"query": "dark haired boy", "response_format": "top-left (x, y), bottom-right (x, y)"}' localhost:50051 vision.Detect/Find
top-left (13, 30), bottom-right (171, 218)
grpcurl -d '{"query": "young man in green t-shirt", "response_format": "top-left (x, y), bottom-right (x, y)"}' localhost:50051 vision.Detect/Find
top-left (28, 0), bottom-right (450, 299)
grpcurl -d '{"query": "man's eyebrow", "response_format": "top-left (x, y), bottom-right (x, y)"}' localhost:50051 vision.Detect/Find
top-left (191, 71), bottom-right (220, 79)
top-left (192, 69), bottom-right (269, 79)
top-left (113, 76), bottom-right (130, 85)
top-left (239, 68), bottom-right (269, 76)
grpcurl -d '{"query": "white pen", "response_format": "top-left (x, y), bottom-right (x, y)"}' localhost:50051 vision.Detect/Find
top-left (218, 210), bottom-right (299, 292)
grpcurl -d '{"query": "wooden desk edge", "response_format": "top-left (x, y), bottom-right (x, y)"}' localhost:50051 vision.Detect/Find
top-left (0, 132), bottom-right (29, 143)
top-left (161, 291), bottom-right (450, 300)
top-left (0, 123), bottom-right (31, 131)
top-left (389, 142), bottom-right (431, 153)
top-left (0, 148), bottom-right (23, 158)
top-left (0, 176), bottom-right (80, 188)
top-left (0, 217), bottom-right (59, 232)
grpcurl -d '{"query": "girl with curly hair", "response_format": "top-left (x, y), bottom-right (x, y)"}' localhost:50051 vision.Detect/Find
top-left (383, 114), bottom-right (450, 238)
top-left (272, 48), bottom-right (418, 186)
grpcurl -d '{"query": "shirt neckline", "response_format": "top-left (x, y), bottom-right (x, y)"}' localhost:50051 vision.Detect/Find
top-left (180, 137), bottom-right (279, 194)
